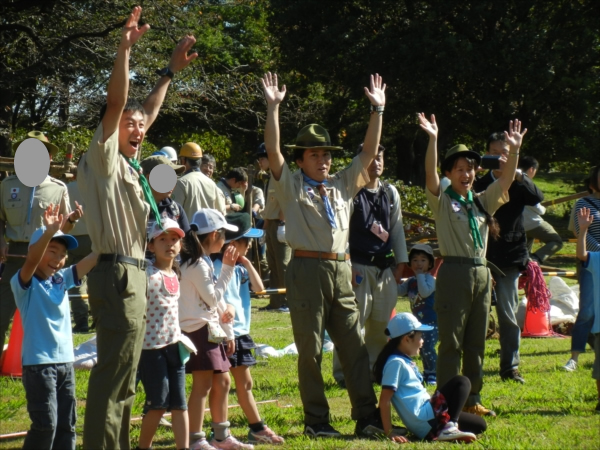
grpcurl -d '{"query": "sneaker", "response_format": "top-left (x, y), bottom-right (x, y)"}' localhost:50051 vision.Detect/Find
top-left (355, 410), bottom-right (385, 437)
top-left (248, 425), bottom-right (284, 444)
top-left (562, 358), bottom-right (578, 372)
top-left (209, 435), bottom-right (254, 449)
top-left (463, 403), bottom-right (497, 417)
top-left (277, 306), bottom-right (290, 313)
top-left (304, 423), bottom-right (341, 438)
top-left (437, 422), bottom-right (477, 442)
top-left (501, 369), bottom-right (525, 384)
top-left (191, 437), bottom-right (217, 450)
top-left (259, 305), bottom-right (288, 312)
top-left (425, 374), bottom-right (437, 386)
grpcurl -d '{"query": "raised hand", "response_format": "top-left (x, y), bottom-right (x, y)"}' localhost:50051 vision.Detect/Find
top-left (504, 119), bottom-right (527, 150)
top-left (120, 6), bottom-right (150, 49)
top-left (364, 74), bottom-right (386, 106)
top-left (262, 72), bottom-right (287, 105)
top-left (222, 245), bottom-right (239, 267)
top-left (418, 113), bottom-right (438, 138)
top-left (169, 35), bottom-right (198, 73)
top-left (69, 201), bottom-right (84, 222)
top-left (578, 207), bottom-right (594, 230)
top-left (43, 204), bottom-right (63, 235)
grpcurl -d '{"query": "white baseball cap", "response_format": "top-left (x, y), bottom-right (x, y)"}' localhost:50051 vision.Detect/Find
top-left (29, 226), bottom-right (78, 250)
top-left (191, 209), bottom-right (238, 235)
top-left (387, 313), bottom-right (433, 339)
top-left (148, 218), bottom-right (185, 241)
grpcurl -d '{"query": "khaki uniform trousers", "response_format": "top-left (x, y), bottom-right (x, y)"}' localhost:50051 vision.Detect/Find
top-left (332, 262), bottom-right (397, 382)
top-left (0, 242), bottom-right (28, 360)
top-left (435, 261), bottom-right (491, 407)
top-left (286, 257), bottom-right (377, 425)
top-left (264, 220), bottom-right (291, 308)
top-left (82, 260), bottom-right (147, 450)
top-left (67, 234), bottom-right (92, 328)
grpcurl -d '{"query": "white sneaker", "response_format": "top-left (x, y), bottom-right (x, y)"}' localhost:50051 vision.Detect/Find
top-left (191, 437), bottom-right (217, 450)
top-left (437, 422), bottom-right (477, 442)
top-left (210, 435), bottom-right (254, 449)
top-left (562, 359), bottom-right (578, 372)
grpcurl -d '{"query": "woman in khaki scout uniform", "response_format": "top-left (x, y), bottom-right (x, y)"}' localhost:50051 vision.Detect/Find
top-left (0, 131), bottom-right (78, 361)
top-left (262, 72), bottom-right (388, 438)
top-left (419, 113), bottom-right (526, 417)
top-left (76, 7), bottom-right (198, 449)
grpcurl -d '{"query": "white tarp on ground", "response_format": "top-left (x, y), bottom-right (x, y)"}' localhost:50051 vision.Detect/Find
top-left (516, 276), bottom-right (580, 329)
top-left (255, 333), bottom-right (335, 359)
top-left (73, 335), bottom-right (97, 370)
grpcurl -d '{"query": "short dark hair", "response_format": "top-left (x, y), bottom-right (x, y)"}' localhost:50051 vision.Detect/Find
top-left (226, 167), bottom-right (248, 182)
top-left (519, 155), bottom-right (539, 172)
top-left (441, 155), bottom-right (477, 176)
top-left (182, 157), bottom-right (200, 168)
top-left (408, 249), bottom-right (434, 270)
top-left (202, 154), bottom-right (216, 165)
top-left (487, 132), bottom-right (506, 149)
top-left (293, 147), bottom-right (335, 163)
top-left (99, 98), bottom-right (144, 123)
top-left (356, 143), bottom-right (385, 155)
top-left (584, 165), bottom-right (600, 194)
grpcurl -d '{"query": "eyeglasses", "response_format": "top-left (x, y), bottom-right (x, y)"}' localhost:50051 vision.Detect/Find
top-left (201, 163), bottom-right (215, 170)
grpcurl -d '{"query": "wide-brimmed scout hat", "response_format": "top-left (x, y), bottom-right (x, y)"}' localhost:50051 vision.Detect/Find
top-left (443, 144), bottom-right (481, 167)
top-left (284, 124), bottom-right (343, 150)
top-left (224, 212), bottom-right (264, 243)
top-left (12, 131), bottom-right (59, 156)
top-left (141, 155), bottom-right (185, 175)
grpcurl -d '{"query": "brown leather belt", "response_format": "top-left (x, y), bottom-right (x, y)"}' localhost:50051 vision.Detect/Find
top-left (294, 250), bottom-right (350, 261)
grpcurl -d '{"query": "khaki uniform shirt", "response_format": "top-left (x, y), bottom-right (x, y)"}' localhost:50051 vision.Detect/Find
top-left (216, 179), bottom-right (233, 207)
top-left (0, 175), bottom-right (70, 243)
top-left (172, 171), bottom-right (226, 218)
top-left (272, 155), bottom-right (369, 253)
top-left (426, 180), bottom-right (508, 258)
top-left (77, 123), bottom-right (149, 259)
top-left (263, 176), bottom-right (283, 220)
top-left (250, 186), bottom-right (264, 217)
top-left (66, 181), bottom-right (88, 236)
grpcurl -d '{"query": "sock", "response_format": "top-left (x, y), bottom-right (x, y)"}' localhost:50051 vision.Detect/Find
top-left (249, 420), bottom-right (265, 433)
top-left (189, 431), bottom-right (204, 442)
top-left (212, 421), bottom-right (231, 441)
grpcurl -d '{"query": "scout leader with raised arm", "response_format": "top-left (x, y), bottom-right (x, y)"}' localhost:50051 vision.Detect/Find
top-left (419, 113), bottom-right (526, 418)
top-left (262, 72), bottom-right (387, 438)
top-left (76, 6), bottom-right (197, 449)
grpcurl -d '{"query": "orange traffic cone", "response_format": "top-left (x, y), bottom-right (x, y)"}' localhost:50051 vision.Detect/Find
top-left (521, 307), bottom-right (552, 337)
top-left (0, 309), bottom-right (23, 377)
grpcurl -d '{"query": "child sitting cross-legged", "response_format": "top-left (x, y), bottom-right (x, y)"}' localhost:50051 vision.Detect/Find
top-left (374, 313), bottom-right (487, 444)
top-left (10, 204), bottom-right (98, 450)
top-left (213, 213), bottom-right (285, 445)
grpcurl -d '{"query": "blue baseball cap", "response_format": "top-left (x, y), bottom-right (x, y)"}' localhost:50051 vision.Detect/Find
top-left (387, 313), bottom-right (433, 339)
top-left (29, 226), bottom-right (78, 250)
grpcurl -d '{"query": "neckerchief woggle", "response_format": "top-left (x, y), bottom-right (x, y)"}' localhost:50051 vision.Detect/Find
top-left (125, 156), bottom-right (163, 231)
top-left (444, 186), bottom-right (484, 250)
top-left (302, 173), bottom-right (336, 229)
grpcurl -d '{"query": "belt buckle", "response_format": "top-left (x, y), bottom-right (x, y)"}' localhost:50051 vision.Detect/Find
top-left (336, 253), bottom-right (346, 262)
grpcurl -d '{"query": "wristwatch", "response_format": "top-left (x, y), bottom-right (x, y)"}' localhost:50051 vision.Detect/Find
top-left (370, 105), bottom-right (385, 114)
top-left (156, 67), bottom-right (175, 79)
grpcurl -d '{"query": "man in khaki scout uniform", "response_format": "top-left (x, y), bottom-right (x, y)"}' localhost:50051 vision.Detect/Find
top-left (256, 143), bottom-right (291, 311)
top-left (77, 7), bottom-right (198, 448)
top-left (172, 142), bottom-right (226, 217)
top-left (262, 72), bottom-right (387, 437)
top-left (66, 178), bottom-right (92, 333)
top-left (0, 131), bottom-right (79, 360)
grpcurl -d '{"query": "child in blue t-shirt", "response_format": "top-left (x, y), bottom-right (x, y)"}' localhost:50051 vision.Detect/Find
top-left (398, 244), bottom-right (438, 385)
top-left (10, 205), bottom-right (97, 450)
top-left (575, 207), bottom-right (600, 413)
top-left (213, 212), bottom-right (285, 445)
top-left (374, 313), bottom-right (486, 443)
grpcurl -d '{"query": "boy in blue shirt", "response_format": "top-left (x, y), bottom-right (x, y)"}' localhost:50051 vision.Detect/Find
top-left (10, 204), bottom-right (97, 449)
top-left (575, 207), bottom-right (600, 413)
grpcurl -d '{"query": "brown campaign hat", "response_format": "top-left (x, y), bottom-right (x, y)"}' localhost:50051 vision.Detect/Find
top-left (12, 131), bottom-right (59, 156)
top-left (141, 155), bottom-right (185, 175)
top-left (284, 124), bottom-right (343, 150)
top-left (443, 144), bottom-right (481, 167)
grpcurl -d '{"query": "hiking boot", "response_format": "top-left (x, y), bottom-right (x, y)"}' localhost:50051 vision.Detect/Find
top-left (247, 425), bottom-right (284, 444)
top-left (209, 435), bottom-right (254, 449)
top-left (463, 403), bottom-right (497, 417)
top-left (303, 423), bottom-right (341, 438)
top-left (501, 369), bottom-right (525, 384)
top-left (562, 358), bottom-right (578, 372)
top-left (437, 422), bottom-right (477, 442)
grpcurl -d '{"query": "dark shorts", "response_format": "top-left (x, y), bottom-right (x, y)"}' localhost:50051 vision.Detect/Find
top-left (228, 334), bottom-right (257, 368)
top-left (139, 343), bottom-right (187, 411)
top-left (184, 325), bottom-right (231, 373)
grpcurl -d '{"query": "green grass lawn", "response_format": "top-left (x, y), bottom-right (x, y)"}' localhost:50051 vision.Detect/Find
top-left (1, 296), bottom-right (598, 449)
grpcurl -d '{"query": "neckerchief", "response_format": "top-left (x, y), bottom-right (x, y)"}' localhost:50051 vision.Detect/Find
top-left (444, 186), bottom-right (483, 250)
top-left (125, 156), bottom-right (163, 230)
top-left (394, 351), bottom-right (423, 383)
top-left (302, 173), bottom-right (336, 229)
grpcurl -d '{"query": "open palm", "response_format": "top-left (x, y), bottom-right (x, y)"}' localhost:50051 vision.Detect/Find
top-left (418, 113), bottom-right (438, 138)
top-left (43, 204), bottom-right (63, 234)
top-left (262, 72), bottom-right (287, 105)
top-left (364, 74), bottom-right (386, 106)
top-left (121, 6), bottom-right (150, 48)
top-left (504, 119), bottom-right (527, 148)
